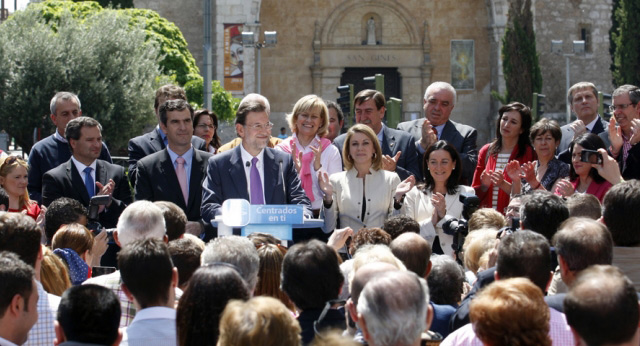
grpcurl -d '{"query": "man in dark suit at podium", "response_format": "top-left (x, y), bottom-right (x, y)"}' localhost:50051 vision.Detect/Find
top-left (128, 84), bottom-right (205, 187)
top-left (201, 95), bottom-right (311, 234)
top-left (135, 99), bottom-right (212, 238)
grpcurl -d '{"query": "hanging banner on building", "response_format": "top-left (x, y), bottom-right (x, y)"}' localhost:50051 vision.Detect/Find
top-left (451, 40), bottom-right (475, 90)
top-left (224, 24), bottom-right (244, 91)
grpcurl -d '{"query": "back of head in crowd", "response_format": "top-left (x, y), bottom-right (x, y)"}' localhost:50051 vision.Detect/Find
top-left (497, 230), bottom-right (551, 292)
top-left (520, 191), bottom-right (569, 240)
top-left (390, 232), bottom-right (431, 278)
top-left (282, 239), bottom-right (343, 311)
top-left (603, 180), bottom-right (640, 246)
top-left (44, 197), bottom-right (88, 244)
top-left (463, 228), bottom-right (499, 275)
top-left (0, 252), bottom-right (37, 346)
top-left (115, 201), bottom-right (166, 247)
top-left (468, 208), bottom-right (506, 232)
top-left (0, 213), bottom-right (41, 267)
top-left (56, 284), bottom-right (121, 345)
top-left (41, 247), bottom-right (71, 296)
top-left (218, 296), bottom-right (301, 346)
top-left (553, 218), bottom-right (612, 285)
top-left (357, 270), bottom-right (431, 346)
top-left (176, 264), bottom-right (250, 345)
top-left (201, 235), bottom-right (260, 292)
top-left (428, 254), bottom-right (465, 306)
top-left (154, 201), bottom-right (187, 241)
top-left (52, 223), bottom-right (94, 261)
top-left (255, 243), bottom-right (295, 311)
top-left (383, 215), bottom-right (420, 239)
top-left (564, 265), bottom-right (640, 346)
top-left (470, 278), bottom-right (551, 346)
top-left (350, 227), bottom-right (391, 255)
top-left (168, 237), bottom-right (202, 290)
top-left (565, 194), bottom-right (601, 220)
top-left (119, 238), bottom-right (176, 309)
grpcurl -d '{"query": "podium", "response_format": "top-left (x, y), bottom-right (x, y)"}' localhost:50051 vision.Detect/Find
top-left (212, 199), bottom-right (324, 240)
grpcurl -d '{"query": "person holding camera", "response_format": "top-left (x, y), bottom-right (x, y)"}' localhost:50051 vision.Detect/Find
top-left (400, 141), bottom-right (475, 256)
top-left (555, 133), bottom-right (613, 202)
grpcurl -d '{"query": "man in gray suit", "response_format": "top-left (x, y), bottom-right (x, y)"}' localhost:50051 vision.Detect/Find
top-left (556, 82), bottom-right (608, 163)
top-left (397, 82), bottom-right (477, 184)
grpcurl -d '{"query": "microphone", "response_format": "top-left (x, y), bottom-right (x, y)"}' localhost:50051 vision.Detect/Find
top-left (279, 159), bottom-right (286, 200)
top-left (246, 161), bottom-right (250, 168)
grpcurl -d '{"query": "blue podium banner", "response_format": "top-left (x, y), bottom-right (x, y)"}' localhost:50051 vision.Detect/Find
top-left (249, 205), bottom-right (304, 224)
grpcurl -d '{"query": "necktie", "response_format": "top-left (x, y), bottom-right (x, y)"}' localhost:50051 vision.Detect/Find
top-left (432, 126), bottom-right (439, 139)
top-left (83, 167), bottom-right (95, 198)
top-left (176, 157), bottom-right (188, 205)
top-left (250, 157), bottom-right (264, 204)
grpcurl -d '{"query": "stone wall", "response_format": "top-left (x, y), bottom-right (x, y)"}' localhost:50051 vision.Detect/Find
top-left (533, 0), bottom-right (614, 121)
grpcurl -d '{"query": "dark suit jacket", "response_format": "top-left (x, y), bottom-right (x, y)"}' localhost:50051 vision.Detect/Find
top-left (27, 134), bottom-right (112, 204)
top-left (333, 124), bottom-right (421, 181)
top-left (599, 130), bottom-right (640, 180)
top-left (557, 116), bottom-right (608, 163)
top-left (42, 159), bottom-right (132, 228)
top-left (135, 148), bottom-right (212, 226)
top-left (200, 146), bottom-right (312, 226)
top-left (397, 119), bottom-right (478, 184)
top-left (128, 128), bottom-right (205, 187)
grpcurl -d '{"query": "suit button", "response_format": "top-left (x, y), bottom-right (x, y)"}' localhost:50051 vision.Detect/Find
top-left (367, 199), bottom-right (371, 201)
top-left (367, 212), bottom-right (370, 215)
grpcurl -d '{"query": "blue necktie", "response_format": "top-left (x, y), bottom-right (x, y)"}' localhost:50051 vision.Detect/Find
top-left (250, 157), bottom-right (264, 204)
top-left (83, 167), bottom-right (95, 198)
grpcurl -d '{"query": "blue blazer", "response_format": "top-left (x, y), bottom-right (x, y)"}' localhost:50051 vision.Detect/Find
top-left (200, 146), bottom-right (312, 225)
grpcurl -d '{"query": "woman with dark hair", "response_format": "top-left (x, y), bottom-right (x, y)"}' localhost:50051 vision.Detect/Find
top-left (508, 118), bottom-right (569, 195)
top-left (472, 102), bottom-right (535, 213)
top-left (193, 109), bottom-right (221, 154)
top-left (401, 140), bottom-right (475, 256)
top-left (254, 243), bottom-right (295, 312)
top-left (176, 264), bottom-right (250, 346)
top-left (555, 133), bottom-right (613, 202)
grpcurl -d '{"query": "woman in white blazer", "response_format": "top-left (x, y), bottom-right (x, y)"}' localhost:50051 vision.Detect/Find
top-left (319, 124), bottom-right (413, 235)
top-left (402, 140), bottom-right (475, 257)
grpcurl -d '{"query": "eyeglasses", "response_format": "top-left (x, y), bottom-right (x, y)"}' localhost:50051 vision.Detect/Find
top-left (609, 103), bottom-right (637, 112)
top-left (245, 122), bottom-right (274, 131)
top-left (196, 124), bottom-right (215, 130)
top-left (313, 299), bottom-right (346, 336)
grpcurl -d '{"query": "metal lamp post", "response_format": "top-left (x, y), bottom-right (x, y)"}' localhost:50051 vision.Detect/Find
top-left (242, 30), bottom-right (277, 94)
top-left (551, 39), bottom-right (585, 124)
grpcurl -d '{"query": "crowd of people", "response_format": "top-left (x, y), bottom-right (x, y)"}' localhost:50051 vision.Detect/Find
top-left (0, 80), bottom-right (639, 346)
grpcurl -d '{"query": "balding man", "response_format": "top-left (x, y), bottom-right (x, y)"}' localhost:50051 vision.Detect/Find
top-left (358, 270), bottom-right (433, 346)
top-left (564, 265), bottom-right (640, 346)
top-left (397, 81), bottom-right (478, 184)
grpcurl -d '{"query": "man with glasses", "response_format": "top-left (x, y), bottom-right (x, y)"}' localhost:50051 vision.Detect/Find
top-left (557, 82), bottom-right (609, 163)
top-left (201, 94), bottom-right (311, 235)
top-left (599, 85), bottom-right (640, 180)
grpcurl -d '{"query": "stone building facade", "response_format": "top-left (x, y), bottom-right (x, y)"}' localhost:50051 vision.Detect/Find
top-left (133, 0), bottom-right (614, 143)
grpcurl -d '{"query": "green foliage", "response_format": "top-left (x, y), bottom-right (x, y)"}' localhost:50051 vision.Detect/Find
top-left (0, 5), bottom-right (160, 153)
top-left (74, 0), bottom-right (133, 9)
top-left (184, 77), bottom-right (241, 122)
top-left (501, 0), bottom-right (542, 107)
top-left (611, 0), bottom-right (640, 86)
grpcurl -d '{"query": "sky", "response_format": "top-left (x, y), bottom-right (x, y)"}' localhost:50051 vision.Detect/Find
top-left (4, 0), bottom-right (29, 12)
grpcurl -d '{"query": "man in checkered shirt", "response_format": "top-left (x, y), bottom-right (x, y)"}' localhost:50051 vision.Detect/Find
top-left (84, 200), bottom-right (180, 327)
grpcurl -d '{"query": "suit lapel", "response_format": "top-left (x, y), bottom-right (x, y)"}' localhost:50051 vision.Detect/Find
top-left (160, 150), bottom-right (186, 208)
top-left (263, 149), bottom-right (278, 204)
top-left (229, 146), bottom-right (250, 200)
top-left (187, 150), bottom-right (206, 209)
top-left (381, 126), bottom-right (394, 156)
top-left (67, 160), bottom-right (91, 205)
top-left (150, 129), bottom-right (165, 151)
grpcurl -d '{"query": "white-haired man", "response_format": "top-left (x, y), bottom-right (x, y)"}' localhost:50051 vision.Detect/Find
top-left (84, 201), bottom-right (167, 327)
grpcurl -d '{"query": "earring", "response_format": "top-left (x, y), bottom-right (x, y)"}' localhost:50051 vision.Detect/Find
top-left (372, 153), bottom-right (377, 159)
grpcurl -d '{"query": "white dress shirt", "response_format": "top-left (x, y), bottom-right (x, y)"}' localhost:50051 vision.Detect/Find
top-left (120, 307), bottom-right (177, 346)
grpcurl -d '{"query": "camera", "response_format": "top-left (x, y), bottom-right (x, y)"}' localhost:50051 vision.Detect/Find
top-left (580, 149), bottom-right (603, 165)
top-left (87, 195), bottom-right (110, 236)
top-left (442, 193), bottom-right (480, 255)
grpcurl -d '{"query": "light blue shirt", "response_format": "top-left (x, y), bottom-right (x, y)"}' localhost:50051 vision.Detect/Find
top-left (167, 146), bottom-right (193, 189)
top-left (121, 307), bottom-right (177, 346)
top-left (156, 126), bottom-right (168, 147)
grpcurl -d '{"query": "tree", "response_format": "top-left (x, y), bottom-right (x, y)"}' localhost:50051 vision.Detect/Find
top-left (184, 78), bottom-right (241, 122)
top-left (501, 0), bottom-right (542, 108)
top-left (610, 0), bottom-right (640, 86)
top-left (0, 6), bottom-right (160, 153)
